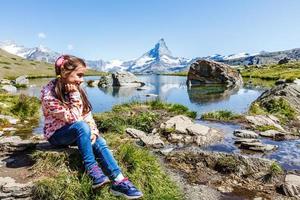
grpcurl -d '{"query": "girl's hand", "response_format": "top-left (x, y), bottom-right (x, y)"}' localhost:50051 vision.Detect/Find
top-left (65, 84), bottom-right (78, 93)
top-left (90, 134), bottom-right (97, 144)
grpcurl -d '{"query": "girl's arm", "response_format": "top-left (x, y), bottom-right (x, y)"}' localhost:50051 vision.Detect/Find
top-left (42, 89), bottom-right (83, 123)
top-left (83, 111), bottom-right (100, 137)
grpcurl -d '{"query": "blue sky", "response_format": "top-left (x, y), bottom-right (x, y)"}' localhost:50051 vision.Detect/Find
top-left (1, 0), bottom-right (300, 60)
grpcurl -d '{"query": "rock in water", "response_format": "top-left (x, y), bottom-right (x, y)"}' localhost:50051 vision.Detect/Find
top-left (186, 59), bottom-right (243, 87)
top-left (233, 129), bottom-right (259, 138)
top-left (112, 71), bottom-right (145, 87)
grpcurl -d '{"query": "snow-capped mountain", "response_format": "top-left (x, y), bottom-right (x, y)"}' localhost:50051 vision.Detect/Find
top-left (127, 38), bottom-right (190, 73)
top-left (0, 40), bottom-right (32, 58)
top-left (0, 40), bottom-right (60, 63)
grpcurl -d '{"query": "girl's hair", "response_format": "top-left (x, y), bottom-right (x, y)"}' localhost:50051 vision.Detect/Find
top-left (54, 55), bottom-right (92, 115)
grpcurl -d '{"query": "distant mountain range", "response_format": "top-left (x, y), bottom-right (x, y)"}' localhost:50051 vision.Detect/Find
top-left (1, 39), bottom-right (300, 73)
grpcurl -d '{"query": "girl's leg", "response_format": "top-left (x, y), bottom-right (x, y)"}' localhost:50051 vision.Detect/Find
top-left (48, 121), bottom-right (97, 170)
top-left (48, 121), bottom-right (110, 188)
top-left (92, 137), bottom-right (122, 180)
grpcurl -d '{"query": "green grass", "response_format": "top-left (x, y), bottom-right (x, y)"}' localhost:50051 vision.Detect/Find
top-left (160, 72), bottom-right (188, 76)
top-left (0, 49), bottom-right (107, 79)
top-left (241, 61), bottom-right (300, 80)
top-left (0, 93), bottom-right (40, 121)
top-left (94, 100), bottom-right (196, 134)
top-left (32, 134), bottom-right (183, 200)
top-left (249, 98), bottom-right (296, 123)
top-left (255, 125), bottom-right (279, 132)
top-left (201, 110), bottom-right (242, 121)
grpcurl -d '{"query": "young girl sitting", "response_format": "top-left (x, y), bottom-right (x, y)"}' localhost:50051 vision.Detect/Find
top-left (40, 55), bottom-right (143, 199)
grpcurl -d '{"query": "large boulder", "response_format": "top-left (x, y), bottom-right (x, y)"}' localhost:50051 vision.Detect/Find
top-left (186, 60), bottom-right (243, 87)
top-left (160, 115), bottom-right (223, 146)
top-left (0, 177), bottom-right (32, 199)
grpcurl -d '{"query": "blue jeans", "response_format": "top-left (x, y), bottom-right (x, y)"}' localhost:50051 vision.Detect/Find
top-left (48, 121), bottom-right (121, 180)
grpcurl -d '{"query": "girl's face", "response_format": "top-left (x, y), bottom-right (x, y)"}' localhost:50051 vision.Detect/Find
top-left (63, 65), bottom-right (87, 86)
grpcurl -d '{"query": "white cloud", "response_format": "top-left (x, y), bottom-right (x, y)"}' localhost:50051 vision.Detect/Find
top-left (67, 44), bottom-right (74, 50)
top-left (37, 32), bottom-right (46, 39)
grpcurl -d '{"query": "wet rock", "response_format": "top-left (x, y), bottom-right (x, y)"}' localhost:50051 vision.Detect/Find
top-left (281, 174), bottom-right (300, 198)
top-left (160, 115), bottom-right (223, 146)
top-left (233, 129), bottom-right (259, 138)
top-left (186, 59), bottom-right (243, 87)
top-left (15, 75), bottom-right (29, 85)
top-left (137, 86), bottom-right (151, 91)
top-left (1, 85), bottom-right (17, 93)
top-left (0, 177), bottom-right (32, 199)
top-left (259, 130), bottom-right (286, 139)
top-left (0, 115), bottom-right (19, 125)
top-left (245, 115), bottom-right (284, 131)
top-left (240, 141), bottom-right (277, 152)
top-left (234, 138), bottom-right (260, 144)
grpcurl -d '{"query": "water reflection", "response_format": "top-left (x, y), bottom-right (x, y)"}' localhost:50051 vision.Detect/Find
top-left (187, 84), bottom-right (240, 103)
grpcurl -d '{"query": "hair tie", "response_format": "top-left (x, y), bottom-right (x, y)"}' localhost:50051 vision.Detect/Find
top-left (55, 55), bottom-right (65, 68)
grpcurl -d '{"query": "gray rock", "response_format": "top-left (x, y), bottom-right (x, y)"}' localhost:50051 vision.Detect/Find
top-left (0, 79), bottom-right (11, 85)
top-left (0, 177), bottom-right (32, 198)
top-left (245, 115), bottom-right (284, 131)
top-left (0, 136), bottom-right (36, 153)
top-left (126, 128), bottom-right (147, 139)
top-left (1, 85), bottom-right (17, 93)
top-left (125, 128), bottom-right (164, 148)
top-left (234, 138), bottom-right (260, 144)
top-left (233, 129), bottom-right (259, 138)
top-left (160, 115), bottom-right (223, 146)
top-left (112, 71), bottom-right (145, 87)
top-left (159, 147), bottom-right (174, 156)
top-left (0, 115), bottom-right (19, 125)
top-left (240, 142), bottom-right (277, 152)
top-left (186, 59), bottom-right (243, 87)
top-left (259, 130), bottom-right (286, 138)
top-left (140, 134), bottom-right (164, 149)
top-left (98, 75), bottom-right (113, 88)
top-left (15, 75), bottom-right (29, 85)
top-left (282, 174), bottom-right (300, 198)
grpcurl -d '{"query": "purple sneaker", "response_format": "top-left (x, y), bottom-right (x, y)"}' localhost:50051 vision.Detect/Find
top-left (110, 178), bottom-right (143, 199)
top-left (87, 165), bottom-right (110, 189)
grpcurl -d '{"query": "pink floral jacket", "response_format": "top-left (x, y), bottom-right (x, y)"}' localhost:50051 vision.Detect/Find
top-left (41, 79), bottom-right (100, 139)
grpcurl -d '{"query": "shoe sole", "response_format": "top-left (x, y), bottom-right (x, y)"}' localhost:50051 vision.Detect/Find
top-left (92, 179), bottom-right (110, 189)
top-left (110, 188), bottom-right (143, 199)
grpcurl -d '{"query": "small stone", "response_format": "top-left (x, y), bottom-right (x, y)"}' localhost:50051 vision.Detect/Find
top-left (125, 128), bottom-right (147, 139)
top-left (159, 147), bottom-right (174, 156)
top-left (234, 138), bottom-right (260, 144)
top-left (145, 93), bottom-right (158, 97)
top-left (240, 142), bottom-right (277, 152)
top-left (259, 130), bottom-right (286, 138)
top-left (233, 129), bottom-right (259, 138)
